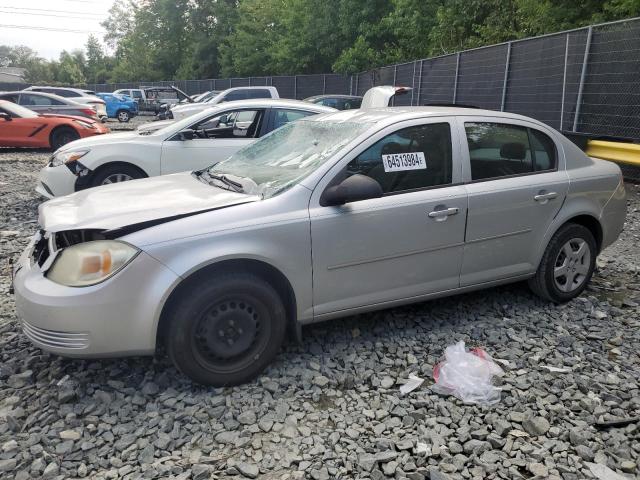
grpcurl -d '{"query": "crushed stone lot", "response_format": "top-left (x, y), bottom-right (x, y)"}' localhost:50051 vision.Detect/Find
top-left (0, 136), bottom-right (639, 480)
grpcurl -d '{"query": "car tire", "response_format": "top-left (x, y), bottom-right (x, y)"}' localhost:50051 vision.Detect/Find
top-left (90, 163), bottom-right (145, 186)
top-left (529, 223), bottom-right (597, 303)
top-left (116, 110), bottom-right (130, 123)
top-left (50, 127), bottom-right (80, 151)
top-left (165, 272), bottom-right (287, 386)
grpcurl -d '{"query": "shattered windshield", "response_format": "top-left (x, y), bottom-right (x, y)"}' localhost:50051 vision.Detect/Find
top-left (206, 120), bottom-right (370, 198)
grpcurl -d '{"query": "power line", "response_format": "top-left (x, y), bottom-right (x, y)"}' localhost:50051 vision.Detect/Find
top-left (0, 23), bottom-right (104, 34)
top-left (53, 0), bottom-right (111, 3)
top-left (0, 9), bottom-right (106, 21)
top-left (0, 6), bottom-right (104, 17)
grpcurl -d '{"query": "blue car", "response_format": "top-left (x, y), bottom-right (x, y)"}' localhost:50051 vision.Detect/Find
top-left (96, 92), bottom-right (138, 123)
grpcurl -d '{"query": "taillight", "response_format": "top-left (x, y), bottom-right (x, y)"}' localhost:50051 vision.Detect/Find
top-left (81, 108), bottom-right (97, 116)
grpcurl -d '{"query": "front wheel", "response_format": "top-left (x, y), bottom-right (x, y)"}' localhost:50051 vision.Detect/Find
top-left (90, 163), bottom-right (144, 187)
top-left (529, 223), bottom-right (597, 303)
top-left (116, 110), bottom-right (131, 123)
top-left (50, 127), bottom-right (80, 150)
top-left (165, 273), bottom-right (287, 386)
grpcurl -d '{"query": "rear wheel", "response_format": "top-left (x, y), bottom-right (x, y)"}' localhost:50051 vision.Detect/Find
top-left (529, 223), bottom-right (596, 303)
top-left (50, 127), bottom-right (80, 150)
top-left (90, 163), bottom-right (145, 187)
top-left (165, 273), bottom-right (287, 386)
top-left (116, 110), bottom-right (131, 123)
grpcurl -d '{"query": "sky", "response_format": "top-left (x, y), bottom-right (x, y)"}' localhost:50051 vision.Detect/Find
top-left (0, 0), bottom-right (118, 60)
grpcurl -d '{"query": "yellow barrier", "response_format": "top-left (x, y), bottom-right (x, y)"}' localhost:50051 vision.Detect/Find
top-left (586, 140), bottom-right (640, 166)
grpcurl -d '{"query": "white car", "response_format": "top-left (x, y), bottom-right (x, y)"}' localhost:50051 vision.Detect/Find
top-left (24, 86), bottom-right (108, 121)
top-left (36, 99), bottom-right (334, 198)
top-left (170, 86), bottom-right (279, 120)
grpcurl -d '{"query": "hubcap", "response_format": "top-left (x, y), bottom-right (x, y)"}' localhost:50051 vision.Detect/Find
top-left (554, 238), bottom-right (591, 293)
top-left (118, 112), bottom-right (128, 121)
top-left (102, 173), bottom-right (133, 184)
top-left (193, 300), bottom-right (261, 364)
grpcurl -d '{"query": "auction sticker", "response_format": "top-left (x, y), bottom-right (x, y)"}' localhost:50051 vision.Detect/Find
top-left (382, 152), bottom-right (427, 172)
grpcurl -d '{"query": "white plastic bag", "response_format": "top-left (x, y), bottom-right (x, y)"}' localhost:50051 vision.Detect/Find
top-left (432, 341), bottom-right (504, 405)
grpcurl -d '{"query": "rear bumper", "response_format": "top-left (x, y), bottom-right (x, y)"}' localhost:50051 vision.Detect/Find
top-left (601, 178), bottom-right (627, 250)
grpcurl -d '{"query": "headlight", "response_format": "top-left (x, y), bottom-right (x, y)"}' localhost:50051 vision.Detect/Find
top-left (47, 241), bottom-right (139, 287)
top-left (50, 149), bottom-right (89, 167)
top-left (74, 120), bottom-right (95, 129)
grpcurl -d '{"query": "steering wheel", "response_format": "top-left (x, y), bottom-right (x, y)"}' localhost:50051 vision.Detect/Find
top-left (195, 127), bottom-right (209, 139)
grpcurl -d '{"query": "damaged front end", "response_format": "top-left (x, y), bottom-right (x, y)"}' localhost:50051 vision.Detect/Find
top-left (31, 228), bottom-right (108, 270)
top-left (48, 149), bottom-right (95, 192)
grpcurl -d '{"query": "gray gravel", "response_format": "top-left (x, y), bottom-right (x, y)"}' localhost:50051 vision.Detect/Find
top-left (0, 141), bottom-right (639, 479)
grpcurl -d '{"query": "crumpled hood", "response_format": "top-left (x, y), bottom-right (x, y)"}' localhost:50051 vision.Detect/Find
top-left (39, 171), bottom-right (258, 232)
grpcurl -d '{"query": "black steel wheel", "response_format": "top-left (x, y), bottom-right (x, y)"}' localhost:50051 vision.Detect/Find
top-left (166, 272), bottom-right (287, 386)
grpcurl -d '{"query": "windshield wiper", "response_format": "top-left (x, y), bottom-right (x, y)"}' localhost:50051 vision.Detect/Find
top-left (206, 172), bottom-right (244, 193)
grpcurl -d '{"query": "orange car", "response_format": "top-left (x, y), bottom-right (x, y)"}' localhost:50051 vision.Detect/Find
top-left (0, 100), bottom-right (109, 150)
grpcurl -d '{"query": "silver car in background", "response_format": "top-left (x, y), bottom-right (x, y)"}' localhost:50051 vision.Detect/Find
top-left (0, 91), bottom-right (99, 120)
top-left (23, 86), bottom-right (108, 121)
top-left (13, 107), bottom-right (626, 386)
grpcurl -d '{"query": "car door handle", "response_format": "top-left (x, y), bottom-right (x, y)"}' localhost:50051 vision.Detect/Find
top-left (428, 207), bottom-right (459, 219)
top-left (534, 192), bottom-right (558, 202)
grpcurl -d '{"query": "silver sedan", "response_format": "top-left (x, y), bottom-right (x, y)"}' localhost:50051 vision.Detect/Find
top-left (13, 107), bottom-right (626, 386)
top-left (0, 91), bottom-right (98, 120)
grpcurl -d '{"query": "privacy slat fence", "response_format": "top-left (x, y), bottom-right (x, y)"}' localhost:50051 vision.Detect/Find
top-left (3, 17), bottom-right (640, 143)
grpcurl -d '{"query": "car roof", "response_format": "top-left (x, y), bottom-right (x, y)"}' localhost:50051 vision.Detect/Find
top-left (305, 94), bottom-right (362, 100)
top-left (1, 90), bottom-right (78, 103)
top-left (200, 98), bottom-right (335, 112)
top-left (224, 86), bottom-right (277, 91)
top-left (307, 106), bottom-right (550, 129)
top-left (27, 85), bottom-right (84, 93)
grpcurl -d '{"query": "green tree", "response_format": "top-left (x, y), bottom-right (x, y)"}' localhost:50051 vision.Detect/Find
top-left (55, 51), bottom-right (86, 85)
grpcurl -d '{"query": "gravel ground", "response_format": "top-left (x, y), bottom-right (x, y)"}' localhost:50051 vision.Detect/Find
top-left (0, 135), bottom-right (638, 480)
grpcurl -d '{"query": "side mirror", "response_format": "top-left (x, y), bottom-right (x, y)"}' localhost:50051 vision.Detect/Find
top-left (177, 128), bottom-right (196, 140)
top-left (0, 112), bottom-right (11, 121)
top-left (322, 174), bottom-right (383, 206)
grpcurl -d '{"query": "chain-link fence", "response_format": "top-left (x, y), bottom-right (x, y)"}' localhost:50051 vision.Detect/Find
top-left (2, 17), bottom-right (639, 142)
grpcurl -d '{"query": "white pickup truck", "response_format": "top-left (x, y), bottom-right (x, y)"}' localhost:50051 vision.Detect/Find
top-left (113, 86), bottom-right (191, 113)
top-left (170, 86), bottom-right (280, 120)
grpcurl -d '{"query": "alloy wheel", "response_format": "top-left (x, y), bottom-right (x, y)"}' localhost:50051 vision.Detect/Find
top-left (553, 238), bottom-right (591, 293)
top-left (101, 173), bottom-right (134, 184)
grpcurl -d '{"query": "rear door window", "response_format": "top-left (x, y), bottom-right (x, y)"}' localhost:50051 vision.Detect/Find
top-left (246, 89), bottom-right (272, 99)
top-left (270, 108), bottom-right (315, 131)
top-left (222, 91), bottom-right (248, 102)
top-left (20, 94), bottom-right (61, 106)
top-left (46, 88), bottom-right (76, 98)
top-left (465, 122), bottom-right (557, 180)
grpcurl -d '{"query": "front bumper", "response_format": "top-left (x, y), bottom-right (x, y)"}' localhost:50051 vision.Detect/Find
top-left (13, 240), bottom-right (180, 357)
top-left (37, 163), bottom-right (78, 198)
